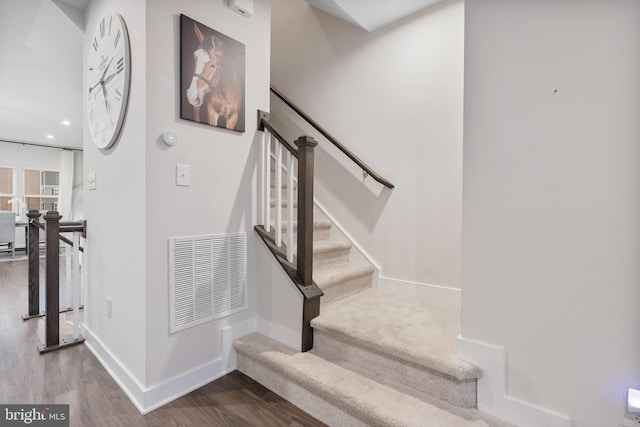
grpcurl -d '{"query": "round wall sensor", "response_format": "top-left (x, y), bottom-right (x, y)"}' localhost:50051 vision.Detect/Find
top-left (162, 131), bottom-right (177, 146)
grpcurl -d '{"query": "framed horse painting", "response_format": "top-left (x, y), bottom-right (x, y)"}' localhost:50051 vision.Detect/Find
top-left (180, 14), bottom-right (246, 132)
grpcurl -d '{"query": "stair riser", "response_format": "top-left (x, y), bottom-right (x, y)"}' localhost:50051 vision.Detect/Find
top-left (269, 182), bottom-right (297, 190)
top-left (311, 248), bottom-right (350, 268)
top-left (268, 227), bottom-right (331, 241)
top-left (237, 355), bottom-right (369, 427)
top-left (270, 207), bottom-right (298, 217)
top-left (269, 200), bottom-right (298, 208)
top-left (293, 249), bottom-right (350, 268)
top-left (312, 331), bottom-right (477, 409)
top-left (320, 273), bottom-right (374, 307)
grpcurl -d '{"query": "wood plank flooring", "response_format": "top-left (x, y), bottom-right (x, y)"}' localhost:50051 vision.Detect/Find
top-left (0, 259), bottom-right (327, 427)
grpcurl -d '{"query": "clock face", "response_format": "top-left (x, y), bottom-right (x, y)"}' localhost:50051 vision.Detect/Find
top-left (87, 12), bottom-right (131, 150)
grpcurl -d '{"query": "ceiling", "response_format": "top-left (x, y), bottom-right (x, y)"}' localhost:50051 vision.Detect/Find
top-left (0, 0), bottom-right (442, 150)
top-left (0, 0), bottom-right (87, 150)
top-left (304, 0), bottom-right (445, 32)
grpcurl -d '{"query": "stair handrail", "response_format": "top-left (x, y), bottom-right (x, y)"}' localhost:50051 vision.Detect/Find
top-left (257, 111), bottom-right (323, 352)
top-left (259, 113), bottom-right (298, 157)
top-left (30, 218), bottom-right (85, 252)
top-left (270, 85), bottom-right (395, 189)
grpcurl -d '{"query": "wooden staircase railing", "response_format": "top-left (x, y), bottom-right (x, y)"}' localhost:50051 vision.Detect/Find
top-left (23, 210), bottom-right (86, 354)
top-left (270, 85), bottom-right (394, 189)
top-left (258, 86), bottom-right (395, 351)
top-left (256, 111), bottom-right (323, 352)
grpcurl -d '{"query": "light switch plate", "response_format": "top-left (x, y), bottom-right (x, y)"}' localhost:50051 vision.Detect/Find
top-left (176, 164), bottom-right (191, 186)
top-left (88, 170), bottom-right (97, 190)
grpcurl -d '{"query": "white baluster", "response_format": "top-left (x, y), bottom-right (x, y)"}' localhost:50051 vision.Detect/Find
top-left (260, 127), bottom-right (266, 227)
top-left (71, 231), bottom-right (81, 339)
top-left (65, 245), bottom-right (71, 310)
top-left (287, 152), bottom-right (295, 262)
top-left (264, 130), bottom-right (271, 232)
top-left (275, 143), bottom-right (283, 246)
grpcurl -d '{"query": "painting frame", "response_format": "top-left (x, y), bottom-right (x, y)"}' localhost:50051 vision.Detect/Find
top-left (180, 14), bottom-right (246, 133)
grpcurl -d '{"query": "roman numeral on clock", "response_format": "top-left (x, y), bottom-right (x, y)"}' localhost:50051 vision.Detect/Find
top-left (92, 37), bottom-right (98, 50)
top-left (115, 89), bottom-right (122, 101)
top-left (117, 57), bottom-right (124, 74)
top-left (99, 18), bottom-right (105, 38)
top-left (114, 29), bottom-right (121, 48)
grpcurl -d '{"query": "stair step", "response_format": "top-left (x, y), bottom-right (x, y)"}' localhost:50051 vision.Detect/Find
top-left (302, 239), bottom-right (351, 268)
top-left (310, 288), bottom-right (482, 408)
top-left (268, 219), bottom-right (331, 241)
top-left (235, 332), bottom-right (492, 427)
top-left (313, 263), bottom-right (375, 306)
top-left (270, 199), bottom-right (297, 208)
top-left (270, 180), bottom-right (296, 189)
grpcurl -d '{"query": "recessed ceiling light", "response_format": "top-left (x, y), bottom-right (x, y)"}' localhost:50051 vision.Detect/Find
top-left (46, 134), bottom-right (54, 139)
top-left (62, 120), bottom-right (71, 126)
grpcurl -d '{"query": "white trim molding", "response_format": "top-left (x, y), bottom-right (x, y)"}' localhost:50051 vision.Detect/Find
top-left (378, 276), bottom-right (461, 305)
top-left (83, 318), bottom-right (256, 414)
top-left (456, 336), bottom-right (572, 427)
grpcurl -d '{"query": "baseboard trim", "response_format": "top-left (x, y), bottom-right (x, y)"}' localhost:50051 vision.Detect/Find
top-left (257, 316), bottom-right (301, 350)
top-left (378, 276), bottom-right (461, 304)
top-left (83, 324), bottom-right (146, 413)
top-left (456, 336), bottom-right (572, 427)
top-left (83, 318), bottom-right (257, 414)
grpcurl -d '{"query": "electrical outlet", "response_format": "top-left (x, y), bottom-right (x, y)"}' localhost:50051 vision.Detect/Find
top-left (106, 297), bottom-right (112, 319)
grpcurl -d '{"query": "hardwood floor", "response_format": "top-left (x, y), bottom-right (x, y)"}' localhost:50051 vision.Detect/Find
top-left (0, 259), bottom-right (327, 427)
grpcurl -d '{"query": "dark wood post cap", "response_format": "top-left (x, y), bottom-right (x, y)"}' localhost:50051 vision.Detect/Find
top-left (295, 136), bottom-right (318, 148)
top-left (43, 211), bottom-right (62, 221)
top-left (27, 210), bottom-right (41, 219)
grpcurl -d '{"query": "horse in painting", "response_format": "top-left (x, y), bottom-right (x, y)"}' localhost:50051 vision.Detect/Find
top-left (185, 23), bottom-right (242, 130)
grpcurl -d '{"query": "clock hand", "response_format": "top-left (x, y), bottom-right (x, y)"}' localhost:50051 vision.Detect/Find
top-left (102, 85), bottom-right (109, 113)
top-left (100, 58), bottom-right (114, 82)
top-left (89, 80), bottom-right (102, 94)
top-left (103, 72), bottom-right (117, 86)
top-left (89, 58), bottom-right (114, 95)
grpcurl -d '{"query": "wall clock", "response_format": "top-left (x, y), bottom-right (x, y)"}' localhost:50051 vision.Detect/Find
top-left (87, 12), bottom-right (131, 150)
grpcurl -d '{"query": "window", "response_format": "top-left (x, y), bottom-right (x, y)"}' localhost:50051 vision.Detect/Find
top-left (24, 169), bottom-right (60, 212)
top-left (0, 167), bottom-right (14, 211)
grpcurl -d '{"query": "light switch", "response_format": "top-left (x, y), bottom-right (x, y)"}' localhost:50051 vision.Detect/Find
top-left (88, 170), bottom-right (97, 190)
top-left (176, 164), bottom-right (191, 186)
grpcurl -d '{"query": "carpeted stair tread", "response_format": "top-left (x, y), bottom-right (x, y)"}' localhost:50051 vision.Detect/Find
top-left (314, 263), bottom-right (375, 290)
top-left (269, 218), bottom-right (331, 230)
top-left (304, 239), bottom-right (351, 255)
top-left (234, 332), bottom-right (490, 427)
top-left (270, 199), bottom-right (297, 207)
top-left (310, 288), bottom-right (482, 381)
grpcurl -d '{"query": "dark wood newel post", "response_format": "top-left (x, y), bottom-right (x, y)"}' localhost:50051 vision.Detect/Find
top-left (43, 211), bottom-right (62, 349)
top-left (295, 136), bottom-right (318, 287)
top-left (25, 210), bottom-right (41, 318)
top-left (295, 136), bottom-right (320, 352)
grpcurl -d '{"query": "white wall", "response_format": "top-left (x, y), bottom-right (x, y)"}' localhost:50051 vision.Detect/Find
top-left (83, 0), bottom-right (148, 387)
top-left (461, 1), bottom-right (640, 426)
top-left (271, 0), bottom-right (464, 288)
top-left (83, 0), bottom-right (270, 411)
top-left (144, 0), bottom-right (270, 390)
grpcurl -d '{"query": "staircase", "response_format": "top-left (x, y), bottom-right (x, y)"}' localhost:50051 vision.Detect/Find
top-left (238, 205), bottom-right (508, 426)
top-left (238, 107), bottom-right (509, 426)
